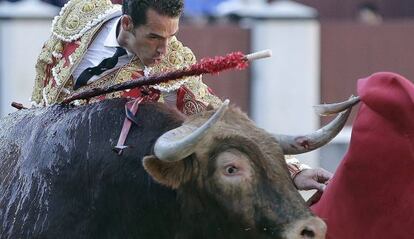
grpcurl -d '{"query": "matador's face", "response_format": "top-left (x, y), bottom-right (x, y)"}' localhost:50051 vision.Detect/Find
top-left (124, 8), bottom-right (179, 67)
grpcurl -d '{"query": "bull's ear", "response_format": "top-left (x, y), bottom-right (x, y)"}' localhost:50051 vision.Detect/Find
top-left (143, 155), bottom-right (191, 189)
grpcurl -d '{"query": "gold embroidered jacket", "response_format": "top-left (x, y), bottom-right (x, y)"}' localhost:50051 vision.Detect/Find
top-left (31, 0), bottom-right (221, 114)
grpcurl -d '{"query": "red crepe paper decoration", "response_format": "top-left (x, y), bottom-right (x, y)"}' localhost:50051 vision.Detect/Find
top-left (190, 51), bottom-right (249, 74)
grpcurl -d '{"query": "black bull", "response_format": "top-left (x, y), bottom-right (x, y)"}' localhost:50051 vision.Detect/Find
top-left (0, 98), bottom-right (353, 239)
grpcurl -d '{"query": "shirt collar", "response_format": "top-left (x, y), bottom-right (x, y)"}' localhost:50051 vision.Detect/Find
top-left (104, 17), bottom-right (134, 57)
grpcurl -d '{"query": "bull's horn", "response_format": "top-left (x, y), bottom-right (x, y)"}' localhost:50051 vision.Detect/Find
top-left (154, 99), bottom-right (230, 162)
top-left (275, 107), bottom-right (352, 155)
top-left (313, 95), bottom-right (360, 116)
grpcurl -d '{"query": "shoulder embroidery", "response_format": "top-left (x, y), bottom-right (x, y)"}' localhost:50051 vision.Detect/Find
top-left (151, 37), bottom-right (197, 92)
top-left (51, 0), bottom-right (121, 42)
top-left (31, 35), bottom-right (61, 105)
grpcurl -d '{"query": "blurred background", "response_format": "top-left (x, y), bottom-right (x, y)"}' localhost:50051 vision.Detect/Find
top-left (1, 0), bottom-right (413, 173)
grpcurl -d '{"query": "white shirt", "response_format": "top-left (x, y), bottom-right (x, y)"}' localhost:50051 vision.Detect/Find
top-left (72, 16), bottom-right (134, 83)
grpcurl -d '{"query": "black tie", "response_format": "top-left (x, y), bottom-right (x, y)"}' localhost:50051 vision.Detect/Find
top-left (74, 47), bottom-right (127, 90)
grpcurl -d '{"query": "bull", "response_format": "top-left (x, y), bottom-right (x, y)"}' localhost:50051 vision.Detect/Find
top-left (0, 97), bottom-right (354, 239)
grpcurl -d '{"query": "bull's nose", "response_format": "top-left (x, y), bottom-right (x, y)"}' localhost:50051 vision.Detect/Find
top-left (284, 217), bottom-right (327, 239)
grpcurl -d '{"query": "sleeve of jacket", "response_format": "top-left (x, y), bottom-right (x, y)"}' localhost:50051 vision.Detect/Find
top-left (30, 35), bottom-right (60, 107)
top-left (176, 75), bottom-right (223, 115)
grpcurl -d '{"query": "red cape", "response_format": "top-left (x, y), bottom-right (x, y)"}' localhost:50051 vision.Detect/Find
top-left (311, 72), bottom-right (414, 238)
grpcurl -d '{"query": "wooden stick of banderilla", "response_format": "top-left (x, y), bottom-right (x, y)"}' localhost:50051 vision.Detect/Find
top-left (244, 50), bottom-right (272, 61)
top-left (62, 50), bottom-right (272, 104)
top-left (11, 102), bottom-right (28, 110)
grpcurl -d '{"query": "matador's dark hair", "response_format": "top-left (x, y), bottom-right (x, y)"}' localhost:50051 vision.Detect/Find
top-left (122, 0), bottom-right (184, 27)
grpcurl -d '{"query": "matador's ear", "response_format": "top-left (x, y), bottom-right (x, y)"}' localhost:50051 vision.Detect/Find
top-left (206, 104), bottom-right (215, 111)
top-left (120, 15), bottom-right (134, 31)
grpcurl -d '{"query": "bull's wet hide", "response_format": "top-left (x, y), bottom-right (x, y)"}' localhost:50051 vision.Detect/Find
top-left (311, 72), bottom-right (414, 239)
top-left (0, 99), bottom-right (183, 238)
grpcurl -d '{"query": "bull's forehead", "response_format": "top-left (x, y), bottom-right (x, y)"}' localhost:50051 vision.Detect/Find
top-left (184, 106), bottom-right (289, 176)
top-left (184, 105), bottom-right (251, 127)
top-left (194, 129), bottom-right (289, 182)
top-left (185, 106), bottom-right (278, 146)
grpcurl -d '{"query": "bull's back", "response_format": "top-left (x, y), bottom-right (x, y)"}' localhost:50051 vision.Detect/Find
top-left (0, 105), bottom-right (68, 237)
top-left (0, 100), bottom-right (181, 238)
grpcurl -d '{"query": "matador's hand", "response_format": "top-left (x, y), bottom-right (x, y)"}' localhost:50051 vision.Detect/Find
top-left (293, 168), bottom-right (332, 191)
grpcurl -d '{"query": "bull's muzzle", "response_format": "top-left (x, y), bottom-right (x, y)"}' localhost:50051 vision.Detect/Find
top-left (284, 216), bottom-right (327, 239)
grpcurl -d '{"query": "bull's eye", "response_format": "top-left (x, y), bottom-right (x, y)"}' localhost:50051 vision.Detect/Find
top-left (225, 165), bottom-right (238, 175)
top-left (216, 150), bottom-right (250, 179)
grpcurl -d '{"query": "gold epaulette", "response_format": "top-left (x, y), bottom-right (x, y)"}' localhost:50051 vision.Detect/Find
top-left (51, 0), bottom-right (121, 42)
top-left (150, 37), bottom-right (222, 108)
top-left (150, 37), bottom-right (198, 92)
